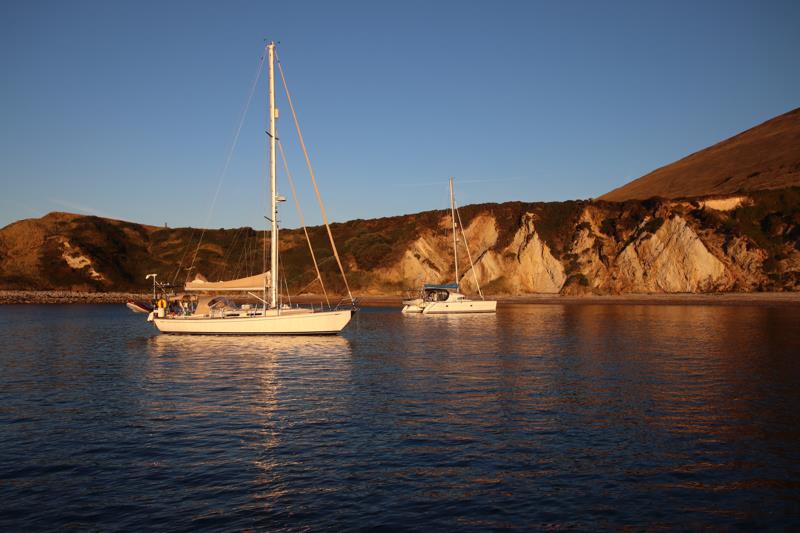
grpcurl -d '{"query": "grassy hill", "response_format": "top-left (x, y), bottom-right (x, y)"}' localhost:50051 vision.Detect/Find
top-left (601, 107), bottom-right (800, 201)
top-left (1, 188), bottom-right (798, 295)
top-left (3, 107), bottom-right (800, 295)
top-left (0, 202), bottom-right (583, 294)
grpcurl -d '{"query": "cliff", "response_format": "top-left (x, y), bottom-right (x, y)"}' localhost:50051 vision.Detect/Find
top-left (5, 103), bottom-right (799, 296)
top-left (2, 188), bottom-right (798, 295)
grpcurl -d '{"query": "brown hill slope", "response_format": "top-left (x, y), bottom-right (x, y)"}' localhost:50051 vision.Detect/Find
top-left (601, 107), bottom-right (800, 201)
top-left (2, 189), bottom-right (799, 295)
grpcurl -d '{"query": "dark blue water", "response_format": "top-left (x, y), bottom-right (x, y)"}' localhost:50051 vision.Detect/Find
top-left (1, 304), bottom-right (799, 530)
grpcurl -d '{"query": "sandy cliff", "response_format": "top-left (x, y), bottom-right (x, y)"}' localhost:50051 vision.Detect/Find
top-left (4, 106), bottom-right (799, 296)
top-left (367, 191), bottom-right (797, 295)
top-left (2, 189), bottom-right (797, 295)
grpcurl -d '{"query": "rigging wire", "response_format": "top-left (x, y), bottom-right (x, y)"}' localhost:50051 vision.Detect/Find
top-left (214, 226), bottom-right (246, 280)
top-left (245, 233), bottom-right (252, 277)
top-left (454, 198), bottom-right (485, 300)
top-left (232, 231), bottom-right (250, 280)
top-left (275, 50), bottom-right (354, 305)
top-left (279, 261), bottom-right (292, 306)
top-left (295, 275), bottom-right (325, 296)
top-left (171, 227), bottom-right (197, 285)
top-left (278, 140), bottom-right (330, 307)
top-left (186, 51), bottom-right (267, 283)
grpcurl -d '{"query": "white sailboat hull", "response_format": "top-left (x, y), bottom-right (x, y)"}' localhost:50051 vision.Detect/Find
top-left (421, 300), bottom-right (497, 314)
top-left (153, 309), bottom-right (352, 335)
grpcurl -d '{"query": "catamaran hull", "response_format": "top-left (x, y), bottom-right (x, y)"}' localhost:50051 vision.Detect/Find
top-left (153, 309), bottom-right (353, 335)
top-left (421, 300), bottom-right (497, 314)
top-left (401, 298), bottom-right (424, 313)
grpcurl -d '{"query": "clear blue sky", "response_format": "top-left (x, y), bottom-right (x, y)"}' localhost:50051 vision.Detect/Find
top-left (1, 0), bottom-right (798, 230)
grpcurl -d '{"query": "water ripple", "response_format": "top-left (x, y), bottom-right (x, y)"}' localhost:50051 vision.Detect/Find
top-left (1, 304), bottom-right (799, 529)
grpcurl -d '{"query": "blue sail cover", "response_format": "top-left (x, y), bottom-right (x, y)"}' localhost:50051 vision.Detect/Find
top-left (423, 283), bottom-right (458, 290)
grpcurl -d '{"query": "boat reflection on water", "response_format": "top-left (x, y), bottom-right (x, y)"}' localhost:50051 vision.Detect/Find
top-left (142, 334), bottom-right (354, 414)
top-left (142, 333), bottom-right (353, 412)
top-left (400, 308), bottom-right (500, 334)
top-left (146, 333), bottom-right (352, 360)
top-left (365, 309), bottom-right (503, 368)
top-left (2, 303), bottom-right (800, 529)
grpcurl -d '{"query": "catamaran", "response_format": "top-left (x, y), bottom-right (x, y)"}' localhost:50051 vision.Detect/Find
top-left (402, 177), bottom-right (497, 314)
top-left (149, 42), bottom-right (355, 335)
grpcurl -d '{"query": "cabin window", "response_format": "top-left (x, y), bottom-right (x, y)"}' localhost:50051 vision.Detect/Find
top-left (424, 289), bottom-right (449, 302)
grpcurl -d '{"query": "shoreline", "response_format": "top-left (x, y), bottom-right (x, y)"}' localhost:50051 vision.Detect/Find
top-left (0, 291), bottom-right (151, 305)
top-left (351, 292), bottom-right (800, 306)
top-left (496, 292), bottom-right (800, 306)
top-left (1, 290), bottom-right (799, 306)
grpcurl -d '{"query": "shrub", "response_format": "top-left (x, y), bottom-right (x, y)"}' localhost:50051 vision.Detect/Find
top-left (643, 217), bottom-right (664, 235)
top-left (600, 218), bottom-right (616, 237)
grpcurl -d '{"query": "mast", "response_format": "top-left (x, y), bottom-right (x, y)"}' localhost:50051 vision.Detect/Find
top-left (450, 176), bottom-right (458, 288)
top-left (268, 42), bottom-right (279, 309)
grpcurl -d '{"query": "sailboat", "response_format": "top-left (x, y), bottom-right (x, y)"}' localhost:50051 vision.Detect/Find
top-left (401, 177), bottom-right (497, 314)
top-left (149, 42), bottom-right (354, 335)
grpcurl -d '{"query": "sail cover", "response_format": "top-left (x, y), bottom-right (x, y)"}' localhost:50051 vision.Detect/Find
top-left (185, 272), bottom-right (270, 292)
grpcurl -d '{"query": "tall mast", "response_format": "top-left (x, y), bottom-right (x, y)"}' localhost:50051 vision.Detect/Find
top-left (450, 176), bottom-right (458, 288)
top-left (268, 42), bottom-right (279, 309)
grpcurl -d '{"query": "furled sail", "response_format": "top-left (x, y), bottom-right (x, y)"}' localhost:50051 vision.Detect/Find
top-left (184, 272), bottom-right (270, 292)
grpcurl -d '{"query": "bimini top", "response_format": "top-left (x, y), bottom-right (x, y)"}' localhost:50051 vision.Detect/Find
top-left (423, 283), bottom-right (458, 290)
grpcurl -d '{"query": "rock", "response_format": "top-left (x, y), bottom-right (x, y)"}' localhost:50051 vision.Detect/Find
top-left (611, 216), bottom-right (730, 292)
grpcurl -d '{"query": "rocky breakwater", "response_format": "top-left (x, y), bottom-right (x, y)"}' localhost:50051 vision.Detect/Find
top-left (0, 291), bottom-right (150, 304)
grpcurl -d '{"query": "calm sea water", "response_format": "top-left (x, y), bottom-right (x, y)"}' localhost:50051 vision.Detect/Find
top-left (1, 303), bottom-right (799, 530)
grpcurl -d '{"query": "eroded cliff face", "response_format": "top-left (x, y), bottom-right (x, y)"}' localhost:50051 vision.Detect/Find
top-left (374, 212), bottom-right (566, 294)
top-left (590, 215), bottom-right (727, 293)
top-left (464, 213), bottom-right (565, 294)
top-left (372, 214), bottom-right (490, 290)
top-left (366, 192), bottom-right (799, 295)
top-left (1, 189), bottom-right (798, 294)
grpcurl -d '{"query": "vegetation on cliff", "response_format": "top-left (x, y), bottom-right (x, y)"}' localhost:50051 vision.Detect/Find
top-left (1, 187), bottom-right (798, 295)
